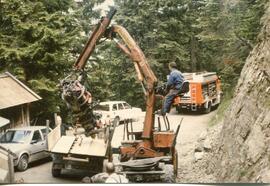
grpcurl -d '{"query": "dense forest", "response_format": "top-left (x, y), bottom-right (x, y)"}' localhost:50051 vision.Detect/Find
top-left (0, 0), bottom-right (266, 124)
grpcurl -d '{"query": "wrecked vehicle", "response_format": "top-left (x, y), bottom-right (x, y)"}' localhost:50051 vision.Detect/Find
top-left (47, 9), bottom-right (117, 177)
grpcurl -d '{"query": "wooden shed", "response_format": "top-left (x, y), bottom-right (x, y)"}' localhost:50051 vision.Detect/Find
top-left (0, 72), bottom-right (41, 132)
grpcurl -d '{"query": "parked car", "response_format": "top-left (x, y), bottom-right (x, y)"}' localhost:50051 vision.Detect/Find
top-left (94, 101), bottom-right (143, 125)
top-left (0, 126), bottom-right (51, 171)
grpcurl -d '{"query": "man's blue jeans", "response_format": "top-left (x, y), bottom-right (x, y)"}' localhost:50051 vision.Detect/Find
top-left (162, 89), bottom-right (180, 114)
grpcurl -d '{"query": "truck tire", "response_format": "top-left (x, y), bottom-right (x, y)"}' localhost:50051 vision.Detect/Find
top-left (162, 164), bottom-right (176, 183)
top-left (203, 102), bottom-right (211, 114)
top-left (52, 163), bottom-right (61, 177)
top-left (17, 154), bottom-right (29, 171)
top-left (212, 103), bottom-right (219, 110)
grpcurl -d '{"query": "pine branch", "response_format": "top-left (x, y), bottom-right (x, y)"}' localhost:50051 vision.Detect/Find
top-left (234, 32), bottom-right (254, 49)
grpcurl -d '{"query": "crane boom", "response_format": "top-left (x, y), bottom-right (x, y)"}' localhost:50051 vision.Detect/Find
top-left (70, 10), bottom-right (179, 167)
top-left (74, 8), bottom-right (116, 70)
top-left (108, 25), bottom-right (158, 139)
top-left (73, 9), bottom-right (158, 139)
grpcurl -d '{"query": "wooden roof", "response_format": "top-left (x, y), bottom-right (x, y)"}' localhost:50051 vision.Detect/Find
top-left (0, 72), bottom-right (42, 109)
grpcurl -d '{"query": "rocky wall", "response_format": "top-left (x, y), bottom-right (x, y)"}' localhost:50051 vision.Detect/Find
top-left (206, 2), bottom-right (270, 182)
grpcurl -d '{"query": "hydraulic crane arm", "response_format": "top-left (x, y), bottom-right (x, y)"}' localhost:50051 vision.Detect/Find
top-left (69, 10), bottom-right (180, 174)
top-left (109, 25), bottom-right (157, 92)
top-left (59, 9), bottom-right (116, 134)
top-left (106, 25), bottom-right (158, 139)
top-left (74, 9), bottom-right (117, 70)
top-left (73, 9), bottom-right (158, 139)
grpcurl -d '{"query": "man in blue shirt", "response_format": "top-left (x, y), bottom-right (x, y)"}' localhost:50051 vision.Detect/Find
top-left (161, 62), bottom-right (184, 115)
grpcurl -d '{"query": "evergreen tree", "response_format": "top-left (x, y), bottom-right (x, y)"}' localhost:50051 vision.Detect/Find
top-left (0, 0), bottom-right (265, 120)
top-left (194, 0), bottom-right (265, 91)
top-left (90, 0), bottom-right (265, 108)
top-left (0, 0), bottom-right (104, 123)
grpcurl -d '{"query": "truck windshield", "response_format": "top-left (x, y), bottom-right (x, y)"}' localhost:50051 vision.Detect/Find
top-left (95, 104), bottom-right (110, 111)
top-left (0, 130), bottom-right (31, 143)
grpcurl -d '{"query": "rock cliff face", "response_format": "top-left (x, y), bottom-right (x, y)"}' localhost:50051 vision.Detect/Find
top-left (209, 2), bottom-right (270, 182)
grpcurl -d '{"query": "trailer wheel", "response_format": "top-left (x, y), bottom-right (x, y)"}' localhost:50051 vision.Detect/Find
top-left (52, 163), bottom-right (61, 177)
top-left (162, 164), bottom-right (176, 183)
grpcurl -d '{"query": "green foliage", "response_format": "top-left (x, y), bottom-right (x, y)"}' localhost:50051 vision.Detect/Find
top-left (93, 0), bottom-right (265, 109)
top-left (0, 0), bottom-right (103, 122)
top-left (209, 90), bottom-right (233, 127)
top-left (194, 0), bottom-right (266, 92)
top-left (0, 0), bottom-right (266, 123)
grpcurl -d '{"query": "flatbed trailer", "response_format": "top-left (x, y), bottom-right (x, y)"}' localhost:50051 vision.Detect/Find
top-left (47, 123), bottom-right (115, 177)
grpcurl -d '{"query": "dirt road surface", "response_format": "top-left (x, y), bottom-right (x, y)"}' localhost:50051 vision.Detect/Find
top-left (15, 109), bottom-right (216, 183)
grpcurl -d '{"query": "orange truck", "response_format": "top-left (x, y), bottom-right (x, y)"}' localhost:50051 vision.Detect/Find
top-left (173, 72), bottom-right (222, 113)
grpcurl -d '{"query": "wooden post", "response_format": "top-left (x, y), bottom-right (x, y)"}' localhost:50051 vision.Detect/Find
top-left (21, 105), bottom-right (25, 126)
top-left (54, 113), bottom-right (57, 127)
top-left (130, 120), bottom-right (134, 140)
top-left (26, 104), bottom-right (30, 125)
top-left (123, 123), bottom-right (126, 141)
top-left (7, 153), bottom-right (14, 183)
